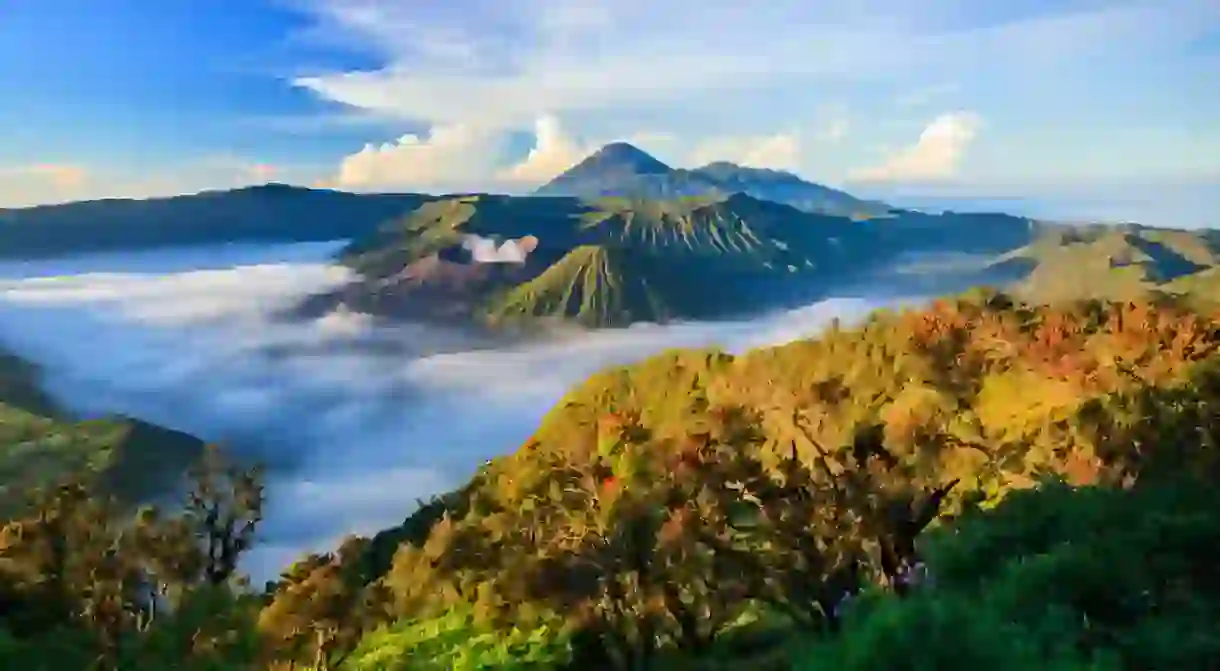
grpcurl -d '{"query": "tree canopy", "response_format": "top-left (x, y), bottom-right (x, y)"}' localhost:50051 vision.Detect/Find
top-left (5, 290), bottom-right (1220, 669)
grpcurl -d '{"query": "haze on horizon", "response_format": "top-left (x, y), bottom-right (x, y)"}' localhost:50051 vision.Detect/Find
top-left (1, 1), bottom-right (1217, 227)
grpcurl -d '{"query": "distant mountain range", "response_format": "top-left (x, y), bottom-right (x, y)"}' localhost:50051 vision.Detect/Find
top-left (4, 143), bottom-right (1220, 331)
top-left (0, 184), bottom-right (430, 259)
top-left (534, 142), bottom-right (893, 218)
top-left (296, 192), bottom-right (891, 329)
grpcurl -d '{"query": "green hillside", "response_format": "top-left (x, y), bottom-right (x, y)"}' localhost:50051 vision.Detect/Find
top-left (341, 290), bottom-right (1220, 668)
top-left (303, 188), bottom-right (1220, 334)
top-left (0, 349), bottom-right (205, 513)
top-left (485, 245), bottom-right (669, 327)
top-left (315, 193), bottom-right (872, 327)
top-left (8, 291), bottom-right (1220, 668)
top-left (994, 224), bottom-right (1220, 305)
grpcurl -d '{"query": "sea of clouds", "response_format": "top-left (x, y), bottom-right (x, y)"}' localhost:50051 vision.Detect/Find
top-left (0, 241), bottom-right (939, 579)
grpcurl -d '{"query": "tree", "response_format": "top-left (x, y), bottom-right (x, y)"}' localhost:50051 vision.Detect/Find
top-left (259, 536), bottom-right (391, 670)
top-left (184, 445), bottom-right (264, 587)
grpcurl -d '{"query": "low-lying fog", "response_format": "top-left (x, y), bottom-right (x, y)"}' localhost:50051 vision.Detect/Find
top-left (0, 241), bottom-right (961, 580)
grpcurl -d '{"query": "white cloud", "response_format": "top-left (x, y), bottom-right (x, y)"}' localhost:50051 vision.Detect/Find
top-left (291, 0), bottom-right (1215, 133)
top-left (495, 115), bottom-right (591, 184)
top-left (461, 234), bottom-right (536, 263)
top-left (848, 112), bottom-right (982, 183)
top-left (322, 109), bottom-right (859, 192)
top-left (0, 164), bottom-right (93, 206)
top-left (329, 124), bottom-right (507, 192)
top-left (284, 0), bottom-right (1217, 192)
top-left (0, 240), bottom-right (918, 580)
top-left (323, 113), bottom-right (685, 191)
top-left (25, 164), bottom-right (90, 189)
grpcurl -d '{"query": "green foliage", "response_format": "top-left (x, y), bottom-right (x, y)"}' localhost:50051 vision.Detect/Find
top-left (0, 349), bottom-right (204, 514)
top-left (342, 605), bottom-right (573, 670)
top-left (791, 588), bottom-right (1116, 671)
top-left (0, 446), bottom-right (268, 670)
top-left (9, 293), bottom-right (1220, 669)
top-left (799, 475), bottom-right (1220, 670)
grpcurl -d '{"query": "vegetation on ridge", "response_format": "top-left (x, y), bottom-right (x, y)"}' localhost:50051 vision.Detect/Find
top-left (996, 224), bottom-right (1220, 304)
top-left (6, 290), bottom-right (1220, 668)
top-left (311, 192), bottom-right (879, 328)
top-left (0, 350), bottom-right (205, 514)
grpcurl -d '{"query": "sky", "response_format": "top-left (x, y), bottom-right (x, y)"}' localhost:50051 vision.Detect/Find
top-left (1, 0), bottom-right (1218, 225)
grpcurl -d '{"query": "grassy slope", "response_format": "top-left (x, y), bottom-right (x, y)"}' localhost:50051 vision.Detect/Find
top-left (987, 224), bottom-right (1220, 305)
top-left (0, 350), bottom-right (204, 513)
top-left (486, 245), bottom-right (669, 327)
top-left (341, 191), bottom-right (1220, 330)
top-left (338, 193), bottom-right (866, 327)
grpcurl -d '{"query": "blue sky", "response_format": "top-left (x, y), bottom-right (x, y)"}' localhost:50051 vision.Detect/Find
top-left (1, 0), bottom-right (1218, 225)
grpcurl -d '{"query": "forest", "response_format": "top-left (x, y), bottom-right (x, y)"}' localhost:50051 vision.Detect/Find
top-left (4, 288), bottom-right (1220, 669)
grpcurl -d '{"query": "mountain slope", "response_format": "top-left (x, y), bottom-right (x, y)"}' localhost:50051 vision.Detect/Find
top-left (534, 143), bottom-right (891, 218)
top-left (485, 245), bottom-right (669, 327)
top-left (686, 161), bottom-right (891, 219)
top-left (0, 349), bottom-right (205, 512)
top-left (302, 192), bottom-right (875, 327)
top-left (316, 191), bottom-right (1220, 331)
top-left (991, 224), bottom-right (1220, 304)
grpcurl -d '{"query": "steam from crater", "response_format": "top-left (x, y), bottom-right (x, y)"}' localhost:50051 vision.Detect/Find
top-left (461, 234), bottom-right (539, 264)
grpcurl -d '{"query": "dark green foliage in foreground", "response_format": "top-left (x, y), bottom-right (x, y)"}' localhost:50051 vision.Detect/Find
top-left (794, 476), bottom-right (1220, 669)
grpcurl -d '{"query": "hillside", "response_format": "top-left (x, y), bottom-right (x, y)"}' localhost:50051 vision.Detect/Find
top-left (341, 290), bottom-right (1220, 665)
top-left (301, 192), bottom-right (883, 328)
top-left (0, 184), bottom-right (432, 259)
top-left (295, 185), bottom-right (1220, 331)
top-left (6, 292), bottom-right (1220, 668)
top-left (534, 143), bottom-right (892, 218)
top-left (0, 348), bottom-right (205, 512)
top-left (992, 223), bottom-right (1220, 305)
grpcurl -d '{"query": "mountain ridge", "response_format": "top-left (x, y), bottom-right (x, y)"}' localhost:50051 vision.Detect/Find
top-left (0, 348), bottom-right (206, 512)
top-left (297, 191), bottom-right (889, 328)
top-left (534, 142), bottom-right (892, 218)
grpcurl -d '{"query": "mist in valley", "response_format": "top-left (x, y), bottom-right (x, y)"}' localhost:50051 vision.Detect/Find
top-left (0, 241), bottom-right (987, 579)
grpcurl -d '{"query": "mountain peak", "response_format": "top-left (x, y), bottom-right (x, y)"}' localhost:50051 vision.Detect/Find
top-left (533, 143), bottom-right (673, 197)
top-left (575, 142), bottom-right (671, 176)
